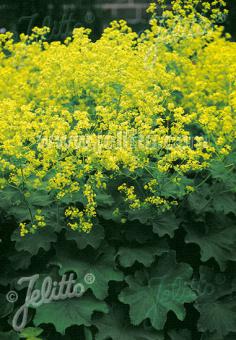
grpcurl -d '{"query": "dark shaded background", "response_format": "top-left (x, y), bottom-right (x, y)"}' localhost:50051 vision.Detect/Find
top-left (0, 0), bottom-right (235, 41)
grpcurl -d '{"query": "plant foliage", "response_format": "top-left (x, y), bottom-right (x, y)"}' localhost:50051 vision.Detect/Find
top-left (0, 0), bottom-right (236, 339)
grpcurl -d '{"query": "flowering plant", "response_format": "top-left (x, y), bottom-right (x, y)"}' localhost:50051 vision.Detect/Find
top-left (0, 1), bottom-right (236, 339)
top-left (0, 0), bottom-right (234, 234)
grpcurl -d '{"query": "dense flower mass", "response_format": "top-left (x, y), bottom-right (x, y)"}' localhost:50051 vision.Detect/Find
top-left (0, 0), bottom-right (235, 234)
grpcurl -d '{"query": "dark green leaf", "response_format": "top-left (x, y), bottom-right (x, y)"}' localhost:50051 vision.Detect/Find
top-left (152, 212), bottom-right (181, 238)
top-left (119, 252), bottom-right (196, 330)
top-left (185, 221), bottom-right (236, 271)
top-left (65, 224), bottom-right (104, 249)
top-left (12, 228), bottom-right (57, 255)
top-left (117, 241), bottom-right (168, 267)
top-left (34, 295), bottom-right (108, 334)
top-left (194, 266), bottom-right (236, 338)
top-left (51, 245), bottom-right (123, 300)
top-left (94, 304), bottom-right (164, 340)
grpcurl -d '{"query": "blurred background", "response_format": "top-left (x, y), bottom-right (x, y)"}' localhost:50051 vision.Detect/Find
top-left (0, 0), bottom-right (235, 41)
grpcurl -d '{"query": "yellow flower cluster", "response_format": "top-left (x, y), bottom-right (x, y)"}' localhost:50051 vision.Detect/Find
top-left (0, 1), bottom-right (235, 233)
top-left (118, 184), bottom-right (141, 209)
top-left (65, 206), bottom-right (93, 232)
top-left (34, 210), bottom-right (46, 228)
top-left (19, 210), bottom-right (46, 236)
top-left (19, 222), bottom-right (29, 237)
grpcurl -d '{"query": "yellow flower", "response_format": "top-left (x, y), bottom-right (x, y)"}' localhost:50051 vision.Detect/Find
top-left (147, 3), bottom-right (157, 14)
top-left (19, 223), bottom-right (29, 237)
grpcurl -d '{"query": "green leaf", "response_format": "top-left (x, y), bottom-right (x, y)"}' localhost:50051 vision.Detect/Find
top-left (184, 220), bottom-right (236, 271)
top-left (188, 184), bottom-right (212, 214)
top-left (94, 189), bottom-right (115, 207)
top-left (8, 205), bottom-right (31, 221)
top-left (198, 300), bottom-right (236, 337)
top-left (94, 304), bottom-right (164, 340)
top-left (0, 186), bottom-right (22, 211)
top-left (27, 189), bottom-right (53, 207)
top-left (119, 251), bottom-right (196, 330)
top-left (152, 212), bottom-right (181, 238)
top-left (51, 245), bottom-right (123, 300)
top-left (124, 223), bottom-right (154, 244)
top-left (157, 174), bottom-right (193, 199)
top-left (198, 298), bottom-right (236, 337)
top-left (97, 207), bottom-right (122, 223)
top-left (1, 187), bottom-right (53, 221)
top-left (188, 182), bottom-right (236, 215)
top-left (45, 205), bottom-right (65, 233)
top-left (212, 190), bottom-right (236, 214)
top-left (127, 206), bottom-right (153, 225)
top-left (117, 241), bottom-right (168, 267)
top-left (65, 224), bottom-right (104, 249)
top-left (34, 295), bottom-right (108, 335)
top-left (210, 158), bottom-right (236, 190)
top-left (194, 266), bottom-right (236, 338)
top-left (60, 190), bottom-right (86, 205)
top-left (12, 227), bottom-right (57, 255)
